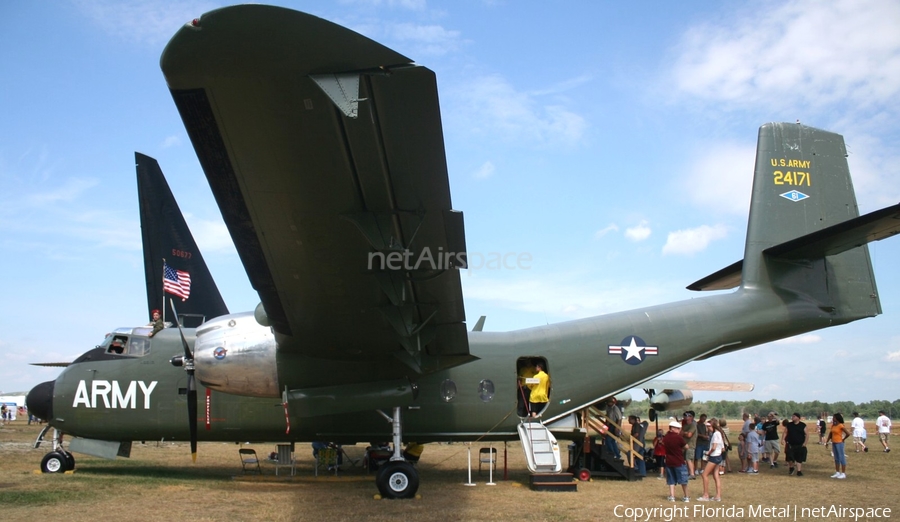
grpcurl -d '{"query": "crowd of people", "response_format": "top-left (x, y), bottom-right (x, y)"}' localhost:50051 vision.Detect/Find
top-left (642, 408), bottom-right (893, 502)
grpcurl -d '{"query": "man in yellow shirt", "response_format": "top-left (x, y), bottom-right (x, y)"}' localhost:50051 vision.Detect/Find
top-left (527, 362), bottom-right (550, 418)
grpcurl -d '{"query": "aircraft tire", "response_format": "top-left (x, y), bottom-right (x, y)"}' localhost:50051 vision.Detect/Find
top-left (63, 451), bottom-right (76, 471)
top-left (648, 409), bottom-right (657, 422)
top-left (578, 468), bottom-right (592, 482)
top-left (376, 461), bottom-right (419, 499)
top-left (40, 451), bottom-right (67, 474)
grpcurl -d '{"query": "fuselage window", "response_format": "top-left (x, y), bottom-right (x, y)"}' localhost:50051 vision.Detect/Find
top-left (440, 379), bottom-right (457, 403)
top-left (478, 379), bottom-right (495, 402)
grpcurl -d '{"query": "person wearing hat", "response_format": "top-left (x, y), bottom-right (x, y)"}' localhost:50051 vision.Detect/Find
top-left (876, 410), bottom-right (891, 452)
top-left (662, 419), bottom-right (690, 502)
top-left (148, 309), bottom-right (164, 338)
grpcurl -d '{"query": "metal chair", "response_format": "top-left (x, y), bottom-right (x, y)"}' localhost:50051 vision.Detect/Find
top-left (274, 443), bottom-right (295, 476)
top-left (478, 447), bottom-right (497, 474)
top-left (239, 448), bottom-right (261, 474)
top-left (315, 446), bottom-right (339, 476)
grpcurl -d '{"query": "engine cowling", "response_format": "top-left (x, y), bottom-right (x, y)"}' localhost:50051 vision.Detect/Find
top-left (194, 312), bottom-right (280, 398)
top-left (650, 389), bottom-right (694, 412)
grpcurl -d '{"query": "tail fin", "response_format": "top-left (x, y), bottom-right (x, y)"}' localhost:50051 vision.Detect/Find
top-left (136, 152), bottom-right (229, 327)
top-left (742, 123), bottom-right (880, 322)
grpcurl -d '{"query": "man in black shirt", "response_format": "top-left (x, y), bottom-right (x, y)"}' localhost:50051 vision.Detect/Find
top-left (783, 413), bottom-right (808, 476)
top-left (762, 412), bottom-right (781, 468)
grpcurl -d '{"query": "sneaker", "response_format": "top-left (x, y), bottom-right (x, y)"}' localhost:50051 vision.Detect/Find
top-left (683, 497), bottom-right (690, 502)
top-left (796, 471), bottom-right (803, 477)
top-left (748, 469), bottom-right (759, 474)
top-left (864, 447), bottom-right (868, 453)
top-left (667, 496), bottom-right (676, 502)
top-left (789, 467), bottom-right (795, 476)
top-left (886, 448), bottom-right (891, 453)
top-left (713, 497), bottom-right (721, 502)
top-left (697, 497), bottom-right (711, 502)
top-left (773, 462), bottom-right (778, 468)
top-left (738, 469), bottom-right (747, 473)
top-left (837, 473), bottom-right (846, 479)
top-left (831, 472), bottom-right (841, 478)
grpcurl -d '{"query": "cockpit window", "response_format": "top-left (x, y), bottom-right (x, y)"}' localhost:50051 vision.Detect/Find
top-left (102, 330), bottom-right (152, 357)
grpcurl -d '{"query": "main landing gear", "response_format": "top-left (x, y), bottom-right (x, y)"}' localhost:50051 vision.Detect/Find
top-left (35, 426), bottom-right (75, 474)
top-left (374, 407), bottom-right (419, 499)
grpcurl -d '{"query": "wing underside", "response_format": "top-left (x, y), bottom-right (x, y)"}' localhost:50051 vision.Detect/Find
top-left (161, 6), bottom-right (469, 369)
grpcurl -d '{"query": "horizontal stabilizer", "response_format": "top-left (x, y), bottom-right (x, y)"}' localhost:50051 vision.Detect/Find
top-left (764, 201), bottom-right (900, 260)
top-left (688, 202), bottom-right (900, 291)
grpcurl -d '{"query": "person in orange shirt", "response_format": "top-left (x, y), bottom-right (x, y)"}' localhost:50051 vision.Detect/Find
top-left (829, 413), bottom-right (853, 479)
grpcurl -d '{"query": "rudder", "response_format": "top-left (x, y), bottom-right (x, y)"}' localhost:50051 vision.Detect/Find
top-left (741, 123), bottom-right (880, 321)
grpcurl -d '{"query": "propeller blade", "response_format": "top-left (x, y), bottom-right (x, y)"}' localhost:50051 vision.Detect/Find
top-left (170, 298), bottom-right (198, 462)
top-left (187, 372), bottom-right (198, 462)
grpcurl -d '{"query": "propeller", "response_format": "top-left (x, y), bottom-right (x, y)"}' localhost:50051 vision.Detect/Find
top-left (168, 298), bottom-right (198, 462)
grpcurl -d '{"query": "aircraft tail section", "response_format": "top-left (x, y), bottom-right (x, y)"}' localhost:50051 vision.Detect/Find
top-left (137, 152), bottom-right (229, 327)
top-left (741, 123), bottom-right (883, 322)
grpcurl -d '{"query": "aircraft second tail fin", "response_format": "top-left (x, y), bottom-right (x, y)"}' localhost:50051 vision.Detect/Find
top-left (137, 152), bottom-right (229, 327)
top-left (741, 123), bottom-right (882, 322)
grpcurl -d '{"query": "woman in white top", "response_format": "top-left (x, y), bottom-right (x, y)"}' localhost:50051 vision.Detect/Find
top-left (698, 418), bottom-right (725, 502)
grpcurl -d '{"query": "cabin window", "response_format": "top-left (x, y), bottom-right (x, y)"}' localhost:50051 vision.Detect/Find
top-left (478, 379), bottom-right (495, 402)
top-left (440, 379), bottom-right (457, 402)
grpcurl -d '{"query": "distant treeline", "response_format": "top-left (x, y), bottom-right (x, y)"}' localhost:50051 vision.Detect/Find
top-left (623, 398), bottom-right (900, 420)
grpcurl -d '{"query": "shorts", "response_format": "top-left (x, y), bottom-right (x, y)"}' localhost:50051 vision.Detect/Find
top-left (706, 454), bottom-right (723, 465)
top-left (880, 433), bottom-right (890, 443)
top-left (764, 440), bottom-right (781, 454)
top-left (695, 444), bottom-right (709, 461)
top-left (785, 445), bottom-right (807, 463)
top-left (748, 452), bottom-right (759, 463)
top-left (665, 464), bottom-right (689, 486)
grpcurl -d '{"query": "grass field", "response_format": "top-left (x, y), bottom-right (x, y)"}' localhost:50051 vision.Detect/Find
top-left (1, 420), bottom-right (897, 521)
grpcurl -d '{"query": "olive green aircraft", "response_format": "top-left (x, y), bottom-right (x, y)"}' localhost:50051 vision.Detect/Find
top-left (26, 5), bottom-right (900, 499)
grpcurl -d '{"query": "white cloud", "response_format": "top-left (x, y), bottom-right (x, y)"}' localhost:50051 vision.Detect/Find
top-left (388, 23), bottom-right (462, 56)
top-left (448, 75), bottom-right (588, 148)
top-left (681, 142), bottom-right (756, 216)
top-left (669, 0), bottom-right (900, 111)
top-left (183, 215), bottom-right (235, 254)
top-left (624, 221), bottom-right (651, 242)
top-left (25, 178), bottom-right (98, 205)
top-left (774, 334), bottom-right (823, 345)
top-left (161, 135), bottom-right (180, 148)
top-left (662, 224), bottom-right (728, 256)
top-left (473, 161), bottom-right (495, 180)
top-left (74, 0), bottom-right (218, 46)
top-left (885, 350), bottom-right (900, 362)
top-left (594, 224), bottom-right (619, 239)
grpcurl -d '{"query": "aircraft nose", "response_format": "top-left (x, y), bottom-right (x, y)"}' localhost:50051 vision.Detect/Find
top-left (26, 380), bottom-right (55, 422)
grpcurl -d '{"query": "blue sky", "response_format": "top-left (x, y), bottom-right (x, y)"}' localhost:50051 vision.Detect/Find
top-left (2, 0), bottom-right (899, 405)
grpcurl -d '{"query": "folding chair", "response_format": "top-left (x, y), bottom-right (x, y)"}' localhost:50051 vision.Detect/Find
top-left (239, 448), bottom-right (261, 474)
top-left (315, 446), bottom-right (339, 476)
top-left (478, 447), bottom-right (497, 474)
top-left (275, 443), bottom-right (295, 476)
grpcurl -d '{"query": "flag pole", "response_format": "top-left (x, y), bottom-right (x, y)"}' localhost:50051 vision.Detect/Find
top-left (161, 258), bottom-right (166, 324)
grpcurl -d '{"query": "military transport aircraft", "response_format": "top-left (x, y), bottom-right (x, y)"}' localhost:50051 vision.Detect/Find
top-left (26, 5), bottom-right (900, 499)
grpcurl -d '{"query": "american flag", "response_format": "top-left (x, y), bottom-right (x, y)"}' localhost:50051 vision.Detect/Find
top-left (163, 262), bottom-right (191, 301)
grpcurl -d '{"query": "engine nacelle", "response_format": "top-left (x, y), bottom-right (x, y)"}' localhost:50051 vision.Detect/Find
top-left (650, 389), bottom-right (694, 412)
top-left (194, 312), bottom-right (280, 398)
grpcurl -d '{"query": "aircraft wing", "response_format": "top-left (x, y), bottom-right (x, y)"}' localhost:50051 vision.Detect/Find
top-left (160, 6), bottom-right (469, 367)
top-left (638, 380), bottom-right (754, 392)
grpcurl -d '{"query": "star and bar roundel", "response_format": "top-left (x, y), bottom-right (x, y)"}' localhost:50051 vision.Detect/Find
top-left (608, 336), bottom-right (658, 365)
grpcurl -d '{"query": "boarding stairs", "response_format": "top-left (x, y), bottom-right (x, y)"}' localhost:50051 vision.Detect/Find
top-left (519, 419), bottom-right (576, 491)
top-left (569, 407), bottom-right (642, 482)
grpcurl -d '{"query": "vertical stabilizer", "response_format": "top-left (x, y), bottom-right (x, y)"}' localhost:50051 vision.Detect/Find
top-left (137, 152), bottom-right (229, 326)
top-left (741, 123), bottom-right (880, 321)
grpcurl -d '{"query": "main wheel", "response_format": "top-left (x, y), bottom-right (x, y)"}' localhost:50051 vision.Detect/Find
top-left (376, 461), bottom-right (419, 499)
top-left (648, 408), bottom-right (657, 422)
top-left (578, 468), bottom-right (592, 482)
top-left (41, 451), bottom-right (67, 474)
